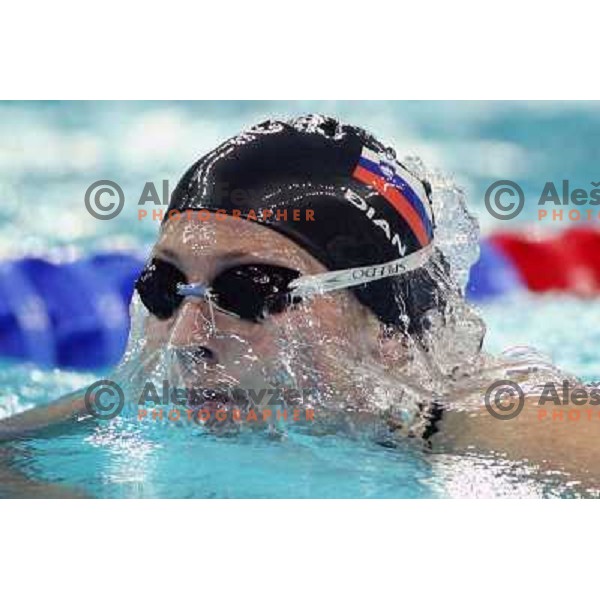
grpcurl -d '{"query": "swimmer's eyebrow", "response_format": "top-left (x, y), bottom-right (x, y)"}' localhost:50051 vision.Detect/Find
top-left (217, 250), bottom-right (253, 262)
top-left (153, 247), bottom-right (252, 269)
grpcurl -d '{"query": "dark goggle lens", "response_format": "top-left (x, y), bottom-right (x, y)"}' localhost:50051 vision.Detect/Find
top-left (135, 259), bottom-right (301, 323)
top-left (135, 258), bottom-right (187, 320)
top-left (210, 264), bottom-right (301, 322)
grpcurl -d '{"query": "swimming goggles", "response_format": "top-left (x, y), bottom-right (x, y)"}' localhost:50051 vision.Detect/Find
top-left (135, 245), bottom-right (433, 323)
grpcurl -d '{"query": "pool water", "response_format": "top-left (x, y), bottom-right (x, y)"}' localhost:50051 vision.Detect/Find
top-left (6, 416), bottom-right (583, 498)
top-left (480, 294), bottom-right (600, 382)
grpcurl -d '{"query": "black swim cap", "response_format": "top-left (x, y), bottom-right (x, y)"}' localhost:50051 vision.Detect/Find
top-left (168, 115), bottom-right (443, 333)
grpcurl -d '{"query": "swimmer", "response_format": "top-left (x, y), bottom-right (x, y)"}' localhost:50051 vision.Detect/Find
top-left (2, 115), bottom-right (600, 493)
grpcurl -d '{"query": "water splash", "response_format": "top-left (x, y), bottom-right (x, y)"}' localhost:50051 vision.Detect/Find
top-left (110, 116), bottom-right (575, 450)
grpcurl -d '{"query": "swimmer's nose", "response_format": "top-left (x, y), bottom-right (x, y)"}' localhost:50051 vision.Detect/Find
top-left (168, 301), bottom-right (219, 363)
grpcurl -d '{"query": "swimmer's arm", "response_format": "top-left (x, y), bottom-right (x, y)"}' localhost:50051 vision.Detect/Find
top-left (0, 392), bottom-right (92, 497)
top-left (0, 445), bottom-right (90, 498)
top-left (0, 390), bottom-right (88, 441)
top-left (436, 395), bottom-right (600, 487)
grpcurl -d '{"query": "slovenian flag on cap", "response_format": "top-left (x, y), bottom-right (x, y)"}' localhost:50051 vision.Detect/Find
top-left (352, 147), bottom-right (434, 248)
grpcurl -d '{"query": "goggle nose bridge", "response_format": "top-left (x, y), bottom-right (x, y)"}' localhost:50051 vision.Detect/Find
top-left (177, 281), bottom-right (243, 323)
top-left (177, 282), bottom-right (211, 299)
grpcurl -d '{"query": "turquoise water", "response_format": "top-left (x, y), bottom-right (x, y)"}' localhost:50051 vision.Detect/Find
top-left (1, 101), bottom-right (600, 497)
top-left (15, 420), bottom-right (438, 499)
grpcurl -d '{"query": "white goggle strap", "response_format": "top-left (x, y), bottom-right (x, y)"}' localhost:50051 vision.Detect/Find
top-left (288, 244), bottom-right (434, 300)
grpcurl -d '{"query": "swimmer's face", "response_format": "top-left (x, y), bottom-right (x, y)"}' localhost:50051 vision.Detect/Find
top-left (138, 216), bottom-right (389, 397)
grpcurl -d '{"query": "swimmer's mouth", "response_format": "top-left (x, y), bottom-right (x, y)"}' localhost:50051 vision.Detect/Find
top-left (186, 388), bottom-right (243, 412)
